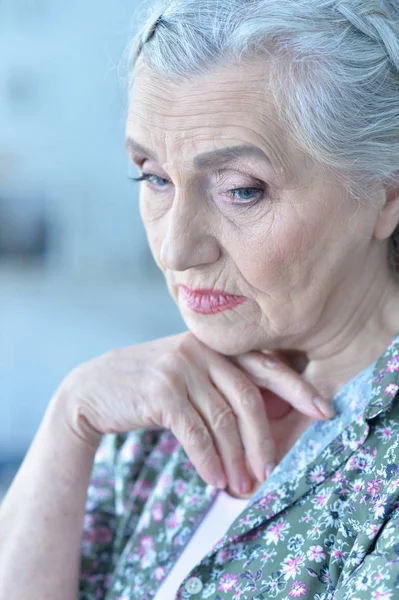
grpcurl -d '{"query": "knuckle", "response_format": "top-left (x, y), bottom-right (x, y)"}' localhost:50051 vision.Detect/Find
top-left (153, 355), bottom-right (185, 390)
top-left (211, 406), bottom-right (237, 431)
top-left (184, 421), bottom-right (212, 449)
top-left (157, 350), bottom-right (182, 373)
top-left (145, 373), bottom-right (167, 398)
top-left (235, 382), bottom-right (262, 410)
top-left (162, 367), bottom-right (183, 390)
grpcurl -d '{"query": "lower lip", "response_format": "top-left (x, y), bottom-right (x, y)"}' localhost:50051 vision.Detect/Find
top-left (179, 286), bottom-right (247, 314)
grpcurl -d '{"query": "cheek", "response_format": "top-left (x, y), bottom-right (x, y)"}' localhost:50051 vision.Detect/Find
top-left (140, 195), bottom-right (166, 269)
top-left (232, 218), bottom-right (314, 289)
top-left (231, 204), bottom-right (343, 296)
top-left (140, 189), bottom-right (171, 224)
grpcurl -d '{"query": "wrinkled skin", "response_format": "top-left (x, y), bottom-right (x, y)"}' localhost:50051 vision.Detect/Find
top-left (59, 57), bottom-right (399, 499)
top-left (126, 58), bottom-right (399, 401)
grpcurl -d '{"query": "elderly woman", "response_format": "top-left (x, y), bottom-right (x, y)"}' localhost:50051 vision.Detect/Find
top-left (1, 0), bottom-right (399, 598)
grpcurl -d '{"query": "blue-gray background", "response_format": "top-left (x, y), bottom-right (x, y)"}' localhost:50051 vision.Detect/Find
top-left (0, 0), bottom-right (186, 493)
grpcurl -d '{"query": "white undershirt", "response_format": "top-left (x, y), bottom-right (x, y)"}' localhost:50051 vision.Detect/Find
top-left (153, 491), bottom-right (249, 599)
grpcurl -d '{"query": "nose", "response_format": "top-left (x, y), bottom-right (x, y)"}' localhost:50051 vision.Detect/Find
top-left (159, 190), bottom-right (220, 271)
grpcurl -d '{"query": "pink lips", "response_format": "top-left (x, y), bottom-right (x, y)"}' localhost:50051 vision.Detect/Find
top-left (179, 285), bottom-right (247, 315)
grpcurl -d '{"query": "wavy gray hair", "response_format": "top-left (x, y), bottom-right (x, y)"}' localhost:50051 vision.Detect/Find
top-left (127, 0), bottom-right (399, 278)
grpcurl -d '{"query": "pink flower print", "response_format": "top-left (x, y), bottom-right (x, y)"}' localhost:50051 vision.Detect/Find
top-left (166, 507), bottom-right (185, 536)
top-left (154, 566), bottom-right (166, 582)
top-left (233, 590), bottom-right (244, 598)
top-left (376, 422), bottom-right (396, 441)
top-left (215, 548), bottom-right (230, 565)
top-left (159, 435), bottom-right (179, 454)
top-left (262, 551), bottom-right (272, 562)
top-left (307, 545), bottom-right (326, 563)
top-left (86, 526), bottom-right (113, 545)
top-left (174, 479), bottom-right (187, 497)
top-left (218, 573), bottom-right (239, 592)
top-left (373, 494), bottom-right (389, 519)
top-left (387, 356), bottom-right (399, 372)
top-left (89, 486), bottom-right (112, 502)
top-left (139, 534), bottom-right (154, 554)
top-left (332, 548), bottom-right (345, 564)
top-left (352, 479), bottom-right (364, 493)
top-left (366, 478), bottom-right (381, 498)
top-left (365, 522), bottom-right (382, 539)
top-left (288, 581), bottom-right (307, 597)
top-left (309, 523), bottom-right (322, 540)
top-left (138, 534), bottom-right (156, 568)
top-left (384, 383), bottom-right (399, 398)
top-left (151, 502), bottom-right (164, 523)
top-left (281, 553), bottom-right (305, 580)
top-left (158, 474), bottom-right (171, 494)
top-left (372, 587), bottom-right (392, 599)
top-left (313, 491), bottom-right (330, 508)
top-left (133, 479), bottom-right (153, 500)
top-left (331, 471), bottom-right (342, 484)
top-left (264, 518), bottom-right (290, 545)
top-left (348, 455), bottom-right (369, 473)
top-left (255, 493), bottom-right (276, 509)
top-left (306, 464), bottom-right (326, 484)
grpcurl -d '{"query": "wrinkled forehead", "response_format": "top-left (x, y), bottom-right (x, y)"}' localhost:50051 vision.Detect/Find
top-left (127, 61), bottom-right (306, 179)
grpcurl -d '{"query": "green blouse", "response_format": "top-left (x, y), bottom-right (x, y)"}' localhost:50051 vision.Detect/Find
top-left (79, 333), bottom-right (399, 599)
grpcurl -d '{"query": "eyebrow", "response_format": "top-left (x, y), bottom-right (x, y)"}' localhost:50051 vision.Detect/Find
top-left (125, 137), bottom-right (272, 169)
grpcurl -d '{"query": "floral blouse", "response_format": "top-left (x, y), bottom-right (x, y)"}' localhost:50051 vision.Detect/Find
top-left (79, 333), bottom-right (399, 600)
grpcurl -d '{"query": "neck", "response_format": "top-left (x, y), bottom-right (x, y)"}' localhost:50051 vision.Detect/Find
top-left (303, 269), bottom-right (399, 400)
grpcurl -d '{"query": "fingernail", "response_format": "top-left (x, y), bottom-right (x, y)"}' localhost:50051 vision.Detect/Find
top-left (262, 355), bottom-right (278, 368)
top-left (240, 476), bottom-right (252, 495)
top-left (216, 477), bottom-right (227, 490)
top-left (265, 463), bottom-right (276, 479)
top-left (211, 472), bottom-right (226, 489)
top-left (313, 397), bottom-right (335, 419)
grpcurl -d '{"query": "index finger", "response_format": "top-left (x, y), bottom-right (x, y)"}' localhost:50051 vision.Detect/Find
top-left (230, 351), bottom-right (335, 421)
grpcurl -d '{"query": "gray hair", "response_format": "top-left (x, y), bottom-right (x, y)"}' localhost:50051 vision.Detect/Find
top-left (127, 0), bottom-right (399, 278)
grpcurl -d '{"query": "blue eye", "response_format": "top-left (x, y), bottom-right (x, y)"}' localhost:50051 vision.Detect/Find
top-left (130, 172), bottom-right (170, 187)
top-left (130, 172), bottom-right (267, 207)
top-left (228, 187), bottom-right (265, 203)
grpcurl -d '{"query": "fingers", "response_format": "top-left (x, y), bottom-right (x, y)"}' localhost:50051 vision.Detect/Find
top-left (231, 352), bottom-right (335, 420)
top-left (189, 377), bottom-right (257, 497)
top-left (208, 362), bottom-right (277, 488)
top-left (169, 401), bottom-right (227, 490)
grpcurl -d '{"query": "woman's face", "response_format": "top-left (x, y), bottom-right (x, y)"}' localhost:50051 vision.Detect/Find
top-left (126, 59), bottom-right (387, 356)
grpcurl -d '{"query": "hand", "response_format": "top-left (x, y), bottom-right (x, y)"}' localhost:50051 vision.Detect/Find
top-left (53, 331), bottom-right (334, 498)
top-left (229, 350), bottom-right (335, 486)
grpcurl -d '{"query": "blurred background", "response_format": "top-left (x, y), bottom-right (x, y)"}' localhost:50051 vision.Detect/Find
top-left (0, 0), bottom-right (186, 499)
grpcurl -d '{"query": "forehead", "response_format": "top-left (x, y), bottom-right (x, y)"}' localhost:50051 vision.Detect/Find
top-left (127, 60), bottom-right (300, 176)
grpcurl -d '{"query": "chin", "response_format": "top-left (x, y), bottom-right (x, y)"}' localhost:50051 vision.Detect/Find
top-left (183, 318), bottom-right (260, 357)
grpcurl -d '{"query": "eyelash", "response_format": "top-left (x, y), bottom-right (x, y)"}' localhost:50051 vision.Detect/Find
top-left (129, 172), bottom-right (268, 207)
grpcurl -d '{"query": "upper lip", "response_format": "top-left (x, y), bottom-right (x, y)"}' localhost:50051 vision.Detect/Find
top-left (179, 284), bottom-right (244, 298)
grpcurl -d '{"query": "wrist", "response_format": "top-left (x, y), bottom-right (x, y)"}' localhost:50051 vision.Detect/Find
top-left (46, 388), bottom-right (103, 453)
